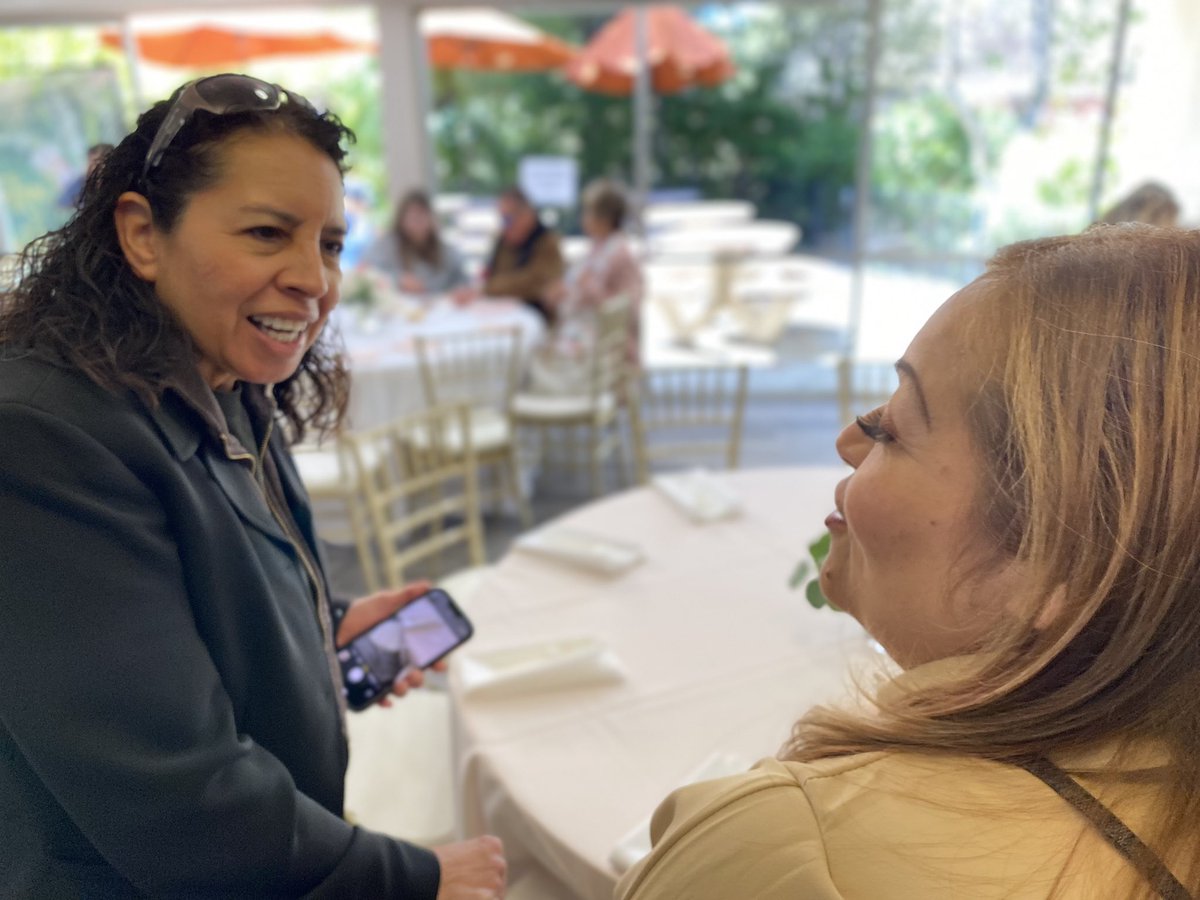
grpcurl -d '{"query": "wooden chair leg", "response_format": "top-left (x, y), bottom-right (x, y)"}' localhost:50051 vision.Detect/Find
top-left (588, 425), bottom-right (603, 497)
top-left (506, 446), bottom-right (532, 528)
top-left (610, 421), bottom-right (628, 489)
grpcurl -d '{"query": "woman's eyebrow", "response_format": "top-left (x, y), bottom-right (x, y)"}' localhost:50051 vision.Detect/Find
top-left (895, 359), bottom-right (932, 428)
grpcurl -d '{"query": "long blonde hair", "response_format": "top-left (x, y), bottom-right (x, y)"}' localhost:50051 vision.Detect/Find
top-left (784, 226), bottom-right (1200, 892)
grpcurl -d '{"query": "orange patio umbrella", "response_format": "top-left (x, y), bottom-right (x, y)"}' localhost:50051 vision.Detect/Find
top-left (565, 5), bottom-right (735, 96)
top-left (105, 9), bottom-right (574, 74)
top-left (101, 12), bottom-right (376, 69)
top-left (420, 7), bottom-right (576, 73)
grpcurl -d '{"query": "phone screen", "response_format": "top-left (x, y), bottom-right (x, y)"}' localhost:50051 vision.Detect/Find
top-left (336, 588), bottom-right (473, 710)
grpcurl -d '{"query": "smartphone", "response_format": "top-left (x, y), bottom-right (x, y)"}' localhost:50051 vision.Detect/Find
top-left (336, 588), bottom-right (474, 711)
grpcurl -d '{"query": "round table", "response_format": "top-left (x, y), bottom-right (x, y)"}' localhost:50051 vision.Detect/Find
top-left (335, 297), bottom-right (545, 429)
top-left (448, 466), bottom-right (876, 900)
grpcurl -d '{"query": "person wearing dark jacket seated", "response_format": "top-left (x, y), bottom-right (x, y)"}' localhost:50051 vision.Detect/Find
top-left (459, 185), bottom-right (564, 324)
top-left (0, 73), bottom-right (505, 900)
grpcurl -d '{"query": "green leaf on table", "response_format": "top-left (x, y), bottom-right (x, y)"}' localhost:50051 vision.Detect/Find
top-left (805, 579), bottom-right (829, 609)
top-left (788, 559), bottom-right (810, 589)
top-left (808, 531), bottom-right (831, 567)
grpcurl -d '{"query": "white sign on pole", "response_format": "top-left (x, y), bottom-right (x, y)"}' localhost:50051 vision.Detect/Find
top-left (518, 155), bottom-right (578, 208)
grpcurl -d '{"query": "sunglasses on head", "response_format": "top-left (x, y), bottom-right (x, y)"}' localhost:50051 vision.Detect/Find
top-left (141, 74), bottom-right (315, 180)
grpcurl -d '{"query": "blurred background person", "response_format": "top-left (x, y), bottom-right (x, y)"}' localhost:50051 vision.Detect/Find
top-left (57, 142), bottom-right (114, 210)
top-left (1096, 180), bottom-right (1181, 227)
top-left (531, 179), bottom-right (643, 393)
top-left (463, 186), bottom-right (563, 322)
top-left (363, 188), bottom-right (468, 295)
top-left (339, 180), bottom-right (378, 270)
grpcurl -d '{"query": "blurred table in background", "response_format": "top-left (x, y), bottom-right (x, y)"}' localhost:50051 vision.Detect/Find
top-left (335, 297), bottom-right (545, 428)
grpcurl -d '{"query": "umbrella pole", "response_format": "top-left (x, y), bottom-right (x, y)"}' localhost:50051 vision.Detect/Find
top-left (633, 4), bottom-right (652, 236)
top-left (843, 0), bottom-right (883, 421)
top-left (120, 17), bottom-right (145, 112)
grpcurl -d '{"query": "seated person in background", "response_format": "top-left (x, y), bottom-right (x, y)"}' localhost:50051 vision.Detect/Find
top-left (617, 226), bottom-right (1200, 899)
top-left (467, 186), bottom-right (564, 322)
top-left (362, 188), bottom-right (468, 294)
top-left (1096, 180), bottom-right (1180, 226)
top-left (57, 142), bottom-right (114, 209)
top-left (530, 180), bottom-right (643, 394)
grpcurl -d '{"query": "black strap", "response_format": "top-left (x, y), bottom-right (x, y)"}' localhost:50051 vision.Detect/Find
top-left (1013, 756), bottom-right (1192, 900)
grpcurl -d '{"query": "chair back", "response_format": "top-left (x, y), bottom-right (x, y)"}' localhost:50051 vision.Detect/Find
top-left (628, 364), bottom-right (750, 483)
top-left (415, 327), bottom-right (522, 412)
top-left (588, 293), bottom-right (633, 404)
top-left (342, 404), bottom-right (486, 587)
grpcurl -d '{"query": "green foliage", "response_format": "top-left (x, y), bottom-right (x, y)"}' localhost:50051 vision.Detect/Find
top-left (789, 531), bottom-right (836, 610)
top-left (1036, 157), bottom-right (1091, 207)
top-left (429, 5), bottom-right (877, 241)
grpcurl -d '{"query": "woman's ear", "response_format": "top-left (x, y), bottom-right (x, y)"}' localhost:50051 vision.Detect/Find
top-left (113, 191), bottom-right (160, 283)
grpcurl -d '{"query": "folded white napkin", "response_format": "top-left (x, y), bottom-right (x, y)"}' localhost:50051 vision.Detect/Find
top-left (457, 636), bottom-right (625, 699)
top-left (651, 468), bottom-right (742, 523)
top-left (609, 752), bottom-right (752, 873)
top-left (513, 526), bottom-right (644, 575)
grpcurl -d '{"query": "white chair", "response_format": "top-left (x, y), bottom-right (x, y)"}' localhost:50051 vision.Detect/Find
top-left (341, 404), bottom-right (487, 589)
top-left (414, 327), bottom-right (532, 527)
top-left (292, 437), bottom-right (381, 593)
top-left (510, 294), bottom-right (632, 498)
top-left (628, 364), bottom-right (750, 483)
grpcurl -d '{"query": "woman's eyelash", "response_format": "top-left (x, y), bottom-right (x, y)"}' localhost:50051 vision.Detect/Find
top-left (856, 409), bottom-right (895, 443)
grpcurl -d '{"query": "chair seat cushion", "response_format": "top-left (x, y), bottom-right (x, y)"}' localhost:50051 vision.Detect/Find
top-left (405, 408), bottom-right (512, 454)
top-left (511, 391), bottom-right (615, 422)
top-left (293, 440), bottom-right (384, 493)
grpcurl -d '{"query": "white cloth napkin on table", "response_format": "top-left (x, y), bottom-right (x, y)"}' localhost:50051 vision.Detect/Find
top-left (513, 526), bottom-right (644, 575)
top-left (456, 636), bottom-right (625, 700)
top-left (651, 468), bottom-right (742, 523)
top-left (609, 752), bottom-right (752, 873)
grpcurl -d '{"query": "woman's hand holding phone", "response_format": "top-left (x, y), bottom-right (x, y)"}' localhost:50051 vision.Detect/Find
top-left (337, 581), bottom-right (448, 706)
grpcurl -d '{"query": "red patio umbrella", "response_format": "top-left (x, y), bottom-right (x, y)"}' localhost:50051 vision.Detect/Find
top-left (565, 5), bottom-right (735, 96)
top-left (566, 6), bottom-right (736, 218)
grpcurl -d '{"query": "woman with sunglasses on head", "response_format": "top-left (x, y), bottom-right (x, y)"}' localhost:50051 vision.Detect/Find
top-left (617, 226), bottom-right (1200, 899)
top-left (0, 75), bottom-right (505, 899)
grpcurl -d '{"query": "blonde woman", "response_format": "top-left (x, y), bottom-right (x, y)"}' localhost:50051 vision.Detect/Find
top-left (616, 226), bottom-right (1200, 899)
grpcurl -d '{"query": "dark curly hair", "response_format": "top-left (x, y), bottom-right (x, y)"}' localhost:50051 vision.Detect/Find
top-left (0, 76), bottom-right (356, 444)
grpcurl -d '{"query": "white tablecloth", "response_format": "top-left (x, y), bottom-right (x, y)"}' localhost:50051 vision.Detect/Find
top-left (448, 466), bottom-right (877, 899)
top-left (334, 298), bottom-right (545, 429)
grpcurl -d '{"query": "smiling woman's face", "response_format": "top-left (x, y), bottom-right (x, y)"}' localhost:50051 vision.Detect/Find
top-left (142, 130), bottom-right (347, 391)
top-left (820, 282), bottom-right (1021, 668)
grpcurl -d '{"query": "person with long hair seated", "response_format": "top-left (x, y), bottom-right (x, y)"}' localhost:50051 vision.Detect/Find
top-left (616, 226), bottom-right (1200, 899)
top-left (0, 74), bottom-right (504, 898)
top-left (362, 188), bottom-right (469, 295)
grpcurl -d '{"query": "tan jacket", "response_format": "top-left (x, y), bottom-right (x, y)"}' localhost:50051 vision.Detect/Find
top-left (483, 222), bottom-right (564, 304)
top-left (615, 750), bottom-right (1180, 899)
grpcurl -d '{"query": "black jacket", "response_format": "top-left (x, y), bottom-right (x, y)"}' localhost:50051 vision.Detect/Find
top-left (0, 352), bottom-right (439, 898)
